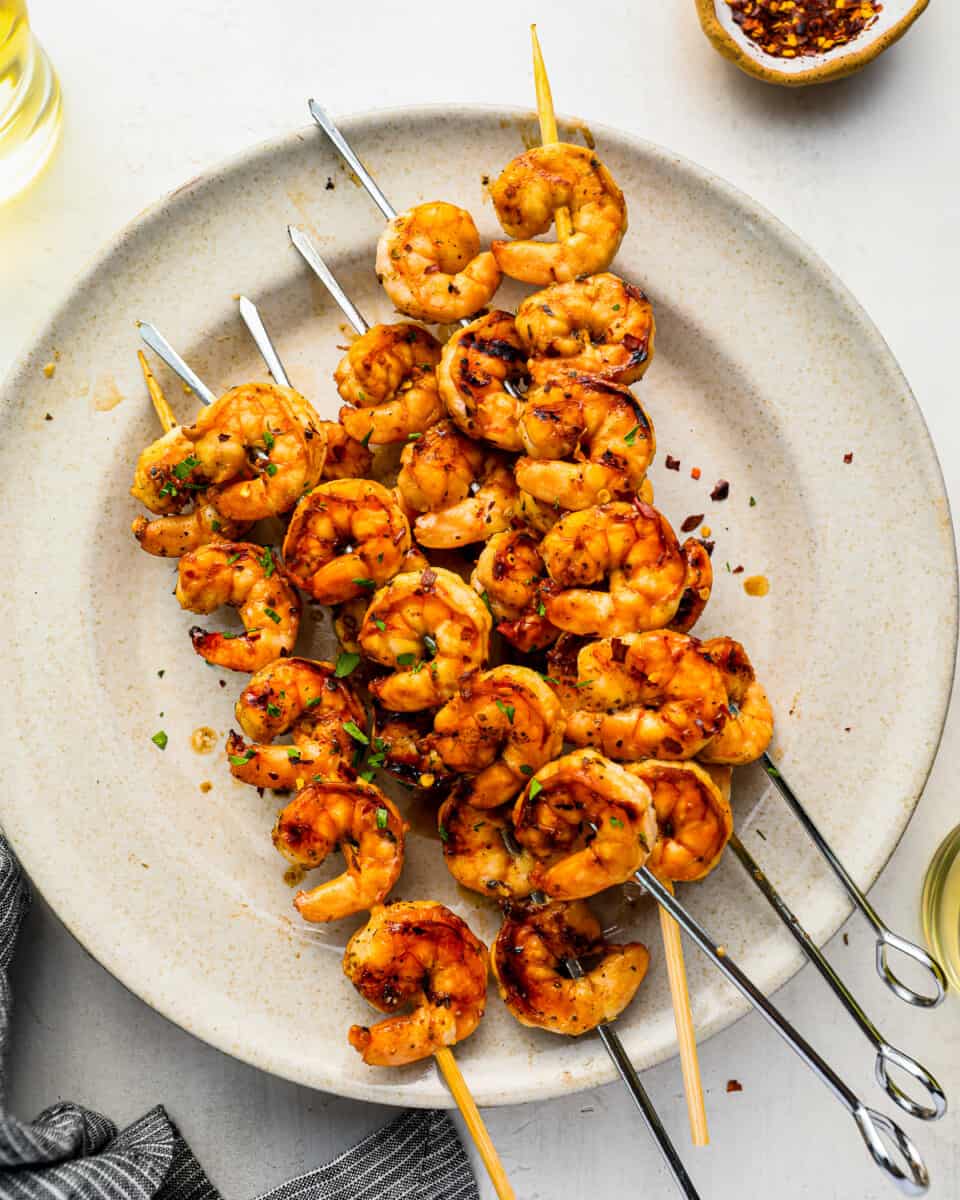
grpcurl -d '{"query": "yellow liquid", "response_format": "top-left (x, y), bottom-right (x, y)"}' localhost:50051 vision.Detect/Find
top-left (921, 824), bottom-right (960, 995)
top-left (0, 0), bottom-right (62, 203)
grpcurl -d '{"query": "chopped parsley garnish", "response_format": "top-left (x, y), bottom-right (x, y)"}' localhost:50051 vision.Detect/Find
top-left (258, 546), bottom-right (276, 578)
top-left (266, 702), bottom-right (281, 717)
top-left (749, 496), bottom-right (757, 507)
top-left (210, 519), bottom-right (221, 532)
top-left (172, 454), bottom-right (201, 480)
top-left (495, 699), bottom-right (515, 724)
top-left (376, 806), bottom-right (389, 830)
top-left (352, 578), bottom-right (376, 590)
top-left (360, 429), bottom-right (373, 448)
top-left (157, 669), bottom-right (165, 678)
top-left (438, 823), bottom-right (450, 844)
top-left (397, 652), bottom-right (417, 667)
top-left (360, 769), bottom-right (377, 783)
top-left (519, 764), bottom-right (534, 776)
top-left (263, 428), bottom-right (275, 451)
top-left (264, 462), bottom-right (278, 477)
top-left (151, 730), bottom-right (168, 751)
top-left (229, 750), bottom-right (255, 766)
top-left (537, 600), bottom-right (547, 617)
top-left (528, 779), bottom-right (542, 800)
top-left (226, 552), bottom-right (241, 565)
top-left (574, 679), bottom-right (595, 688)
top-left (306, 695), bottom-right (323, 708)
top-left (286, 747), bottom-right (301, 762)
top-left (374, 617), bottom-right (386, 632)
top-left (335, 651), bottom-right (361, 678)
top-left (407, 431), bottom-right (422, 441)
top-left (610, 816), bottom-right (624, 829)
top-left (158, 481), bottom-right (178, 498)
top-left (624, 425), bottom-right (640, 446)
top-left (410, 661), bottom-right (425, 674)
top-left (480, 590), bottom-right (494, 616)
top-left (264, 607), bottom-right (282, 624)
top-left (343, 720), bottom-right (369, 745)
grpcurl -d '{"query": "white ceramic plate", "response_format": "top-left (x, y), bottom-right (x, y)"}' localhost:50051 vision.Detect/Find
top-left (0, 107), bottom-right (955, 1107)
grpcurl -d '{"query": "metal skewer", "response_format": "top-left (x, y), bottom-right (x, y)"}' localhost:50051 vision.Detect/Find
top-left (137, 322), bottom-right (217, 406)
top-left (638, 866), bottom-right (929, 1195)
top-left (760, 754), bottom-right (946, 1008)
top-left (729, 832), bottom-right (945, 1121)
top-left (289, 220), bottom-right (702, 1200)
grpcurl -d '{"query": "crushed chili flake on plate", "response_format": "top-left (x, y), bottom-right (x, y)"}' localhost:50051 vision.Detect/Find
top-left (725, 0), bottom-right (883, 60)
top-left (726, 1079), bottom-right (744, 1093)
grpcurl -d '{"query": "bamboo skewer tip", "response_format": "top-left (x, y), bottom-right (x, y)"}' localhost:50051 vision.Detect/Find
top-left (530, 26), bottom-right (573, 243)
top-left (137, 348), bottom-right (177, 434)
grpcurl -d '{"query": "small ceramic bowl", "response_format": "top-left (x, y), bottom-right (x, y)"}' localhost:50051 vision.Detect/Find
top-left (695, 0), bottom-right (929, 86)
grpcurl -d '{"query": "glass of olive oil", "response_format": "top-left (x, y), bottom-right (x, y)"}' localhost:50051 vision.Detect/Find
top-left (0, 0), bottom-right (61, 204)
top-left (921, 825), bottom-right (960, 995)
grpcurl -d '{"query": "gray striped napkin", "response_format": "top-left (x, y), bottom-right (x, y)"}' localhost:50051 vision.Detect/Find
top-left (0, 835), bottom-right (478, 1200)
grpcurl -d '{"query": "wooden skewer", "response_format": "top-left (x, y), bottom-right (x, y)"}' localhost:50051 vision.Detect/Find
top-left (532, 19), bottom-right (708, 1149)
top-left (657, 879), bottom-right (709, 1146)
top-left (531, 24), bottom-right (573, 243)
top-left (434, 1046), bottom-right (516, 1200)
top-left (138, 349), bottom-right (177, 433)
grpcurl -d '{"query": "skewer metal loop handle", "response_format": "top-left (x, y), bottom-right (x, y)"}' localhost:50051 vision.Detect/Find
top-left (876, 1043), bottom-right (947, 1123)
top-left (238, 296), bottom-right (291, 387)
top-left (637, 866), bottom-right (929, 1194)
top-left (761, 753), bottom-right (946, 1009)
top-left (308, 100), bottom-right (397, 222)
top-left (853, 1106), bottom-right (930, 1197)
top-left (137, 322), bottom-right (215, 407)
top-left (730, 834), bottom-right (945, 1122)
top-left (288, 226), bottom-right (370, 336)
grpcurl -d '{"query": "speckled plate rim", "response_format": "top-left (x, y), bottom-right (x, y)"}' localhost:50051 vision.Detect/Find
top-left (1, 105), bottom-right (956, 1107)
top-left (695, 0), bottom-right (930, 87)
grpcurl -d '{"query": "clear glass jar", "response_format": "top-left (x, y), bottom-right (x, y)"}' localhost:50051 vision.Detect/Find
top-left (0, 0), bottom-right (62, 204)
top-left (921, 824), bottom-right (960, 995)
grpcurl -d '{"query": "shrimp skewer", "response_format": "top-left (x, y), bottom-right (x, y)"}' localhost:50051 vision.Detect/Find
top-left (344, 901), bottom-right (516, 1200)
top-left (307, 99), bottom-right (701, 1200)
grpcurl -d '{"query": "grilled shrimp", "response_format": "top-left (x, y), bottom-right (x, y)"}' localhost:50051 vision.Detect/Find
top-left (181, 383), bottom-right (326, 520)
top-left (566, 631), bottom-right (728, 761)
top-left (344, 901), bottom-right (489, 1066)
top-left (317, 420), bottom-right (374, 480)
top-left (516, 376), bottom-right (655, 510)
top-left (376, 202), bottom-right (501, 324)
top-left (130, 426), bottom-right (200, 514)
top-left (516, 274), bottom-right (655, 385)
top-left (176, 542), bottom-right (301, 671)
top-left (438, 790), bottom-right (536, 899)
top-left (281, 479), bottom-right (412, 605)
top-left (273, 779), bottom-right (406, 923)
top-left (539, 501), bottom-right (687, 636)
top-left (490, 144), bottom-right (627, 285)
top-left (335, 323), bottom-right (443, 445)
top-left (626, 760), bottom-right (732, 883)
top-left (430, 666), bottom-right (566, 808)
top-left (470, 530), bottom-right (559, 652)
top-left (226, 657), bottom-right (367, 790)
top-left (131, 501), bottom-right (250, 557)
top-left (492, 900), bottom-right (649, 1035)
top-left (358, 567), bottom-right (492, 711)
top-left (669, 538), bottom-right (713, 634)
top-left (436, 311), bottom-right (526, 451)
top-left (397, 421), bottom-right (518, 549)
top-left (699, 637), bottom-right (774, 765)
top-left (512, 749), bottom-right (657, 900)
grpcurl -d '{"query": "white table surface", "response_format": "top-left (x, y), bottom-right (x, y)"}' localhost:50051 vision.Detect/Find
top-left (3, 2), bottom-right (959, 1197)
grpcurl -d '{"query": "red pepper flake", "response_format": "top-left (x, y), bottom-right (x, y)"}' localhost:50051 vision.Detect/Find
top-left (726, 1079), bottom-right (743, 1094)
top-left (680, 513), bottom-right (704, 533)
top-left (843, 452), bottom-right (854, 464)
top-left (664, 455), bottom-right (681, 471)
top-left (710, 480), bottom-right (730, 502)
top-left (690, 467), bottom-right (701, 480)
top-left (420, 567), bottom-right (437, 590)
top-left (732, 565), bottom-right (744, 575)
top-left (698, 539), bottom-right (715, 557)
top-left (725, 0), bottom-right (882, 60)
